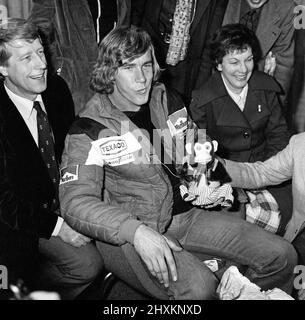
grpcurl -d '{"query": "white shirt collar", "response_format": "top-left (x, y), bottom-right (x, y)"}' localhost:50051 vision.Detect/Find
top-left (221, 74), bottom-right (248, 111)
top-left (4, 84), bottom-right (44, 119)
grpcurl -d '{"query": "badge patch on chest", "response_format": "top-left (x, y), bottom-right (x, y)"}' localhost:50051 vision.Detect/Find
top-left (60, 165), bottom-right (79, 185)
top-left (91, 132), bottom-right (142, 167)
top-left (99, 139), bottom-right (127, 156)
top-left (167, 107), bottom-right (188, 136)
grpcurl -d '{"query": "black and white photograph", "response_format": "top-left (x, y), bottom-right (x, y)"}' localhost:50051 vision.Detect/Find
top-left (0, 0), bottom-right (304, 317)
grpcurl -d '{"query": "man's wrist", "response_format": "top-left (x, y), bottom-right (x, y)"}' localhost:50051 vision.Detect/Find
top-left (119, 219), bottom-right (143, 244)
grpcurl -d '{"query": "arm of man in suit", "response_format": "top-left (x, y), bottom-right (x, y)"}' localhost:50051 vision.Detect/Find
top-left (0, 134), bottom-right (58, 239)
top-left (268, 2), bottom-right (295, 99)
top-left (0, 134), bottom-right (89, 247)
top-left (194, 0), bottom-right (228, 91)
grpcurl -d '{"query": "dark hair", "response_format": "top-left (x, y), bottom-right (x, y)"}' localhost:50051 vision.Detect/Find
top-left (0, 18), bottom-right (41, 80)
top-left (90, 25), bottom-right (161, 94)
top-left (209, 23), bottom-right (262, 67)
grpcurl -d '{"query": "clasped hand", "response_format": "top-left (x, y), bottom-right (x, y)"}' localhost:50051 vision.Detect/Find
top-left (264, 51), bottom-right (276, 76)
top-left (57, 221), bottom-right (91, 247)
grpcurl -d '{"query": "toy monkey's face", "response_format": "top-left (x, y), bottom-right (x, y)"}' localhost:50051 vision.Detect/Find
top-left (186, 140), bottom-right (218, 165)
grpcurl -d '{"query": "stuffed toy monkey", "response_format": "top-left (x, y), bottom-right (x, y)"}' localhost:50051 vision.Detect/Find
top-left (178, 133), bottom-right (234, 207)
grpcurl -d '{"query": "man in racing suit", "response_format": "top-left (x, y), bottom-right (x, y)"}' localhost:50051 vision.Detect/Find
top-left (59, 26), bottom-right (297, 299)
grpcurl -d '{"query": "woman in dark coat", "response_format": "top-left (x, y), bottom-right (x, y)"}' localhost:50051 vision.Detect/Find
top-left (190, 24), bottom-right (292, 235)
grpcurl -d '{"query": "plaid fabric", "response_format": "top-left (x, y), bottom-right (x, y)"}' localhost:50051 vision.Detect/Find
top-left (245, 190), bottom-right (281, 233)
top-left (180, 181), bottom-right (234, 207)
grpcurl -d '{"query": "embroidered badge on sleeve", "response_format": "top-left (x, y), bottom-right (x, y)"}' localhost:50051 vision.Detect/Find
top-left (60, 165), bottom-right (79, 185)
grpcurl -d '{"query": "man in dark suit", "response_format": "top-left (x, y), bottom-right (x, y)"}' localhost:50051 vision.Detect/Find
top-left (131, 0), bottom-right (228, 105)
top-left (0, 18), bottom-right (103, 300)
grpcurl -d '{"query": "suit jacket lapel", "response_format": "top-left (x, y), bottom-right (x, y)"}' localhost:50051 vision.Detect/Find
top-left (215, 95), bottom-right (251, 128)
top-left (216, 86), bottom-right (271, 129)
top-left (0, 84), bottom-right (39, 153)
top-left (256, 3), bottom-right (280, 56)
top-left (222, 0), bottom-right (241, 25)
top-left (190, 0), bottom-right (212, 34)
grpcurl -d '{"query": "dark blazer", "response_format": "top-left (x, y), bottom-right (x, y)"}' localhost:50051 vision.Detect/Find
top-left (190, 70), bottom-right (290, 162)
top-left (0, 75), bottom-right (75, 284)
top-left (132, 0), bottom-right (228, 104)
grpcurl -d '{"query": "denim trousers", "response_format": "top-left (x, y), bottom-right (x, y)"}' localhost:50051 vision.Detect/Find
top-left (167, 207), bottom-right (297, 294)
top-left (96, 238), bottom-right (219, 300)
top-left (97, 206), bottom-right (297, 300)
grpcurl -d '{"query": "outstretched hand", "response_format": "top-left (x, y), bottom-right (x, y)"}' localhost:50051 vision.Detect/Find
top-left (133, 224), bottom-right (182, 287)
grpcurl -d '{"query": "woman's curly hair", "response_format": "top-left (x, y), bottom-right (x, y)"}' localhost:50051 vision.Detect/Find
top-left (90, 25), bottom-right (161, 94)
top-left (209, 23), bottom-right (262, 68)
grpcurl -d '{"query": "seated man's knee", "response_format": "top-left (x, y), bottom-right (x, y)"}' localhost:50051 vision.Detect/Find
top-left (250, 239), bottom-right (298, 288)
top-left (173, 251), bottom-right (218, 300)
top-left (70, 246), bottom-right (104, 284)
top-left (81, 251), bottom-right (104, 283)
top-left (189, 268), bottom-right (218, 300)
top-left (271, 241), bottom-right (297, 273)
